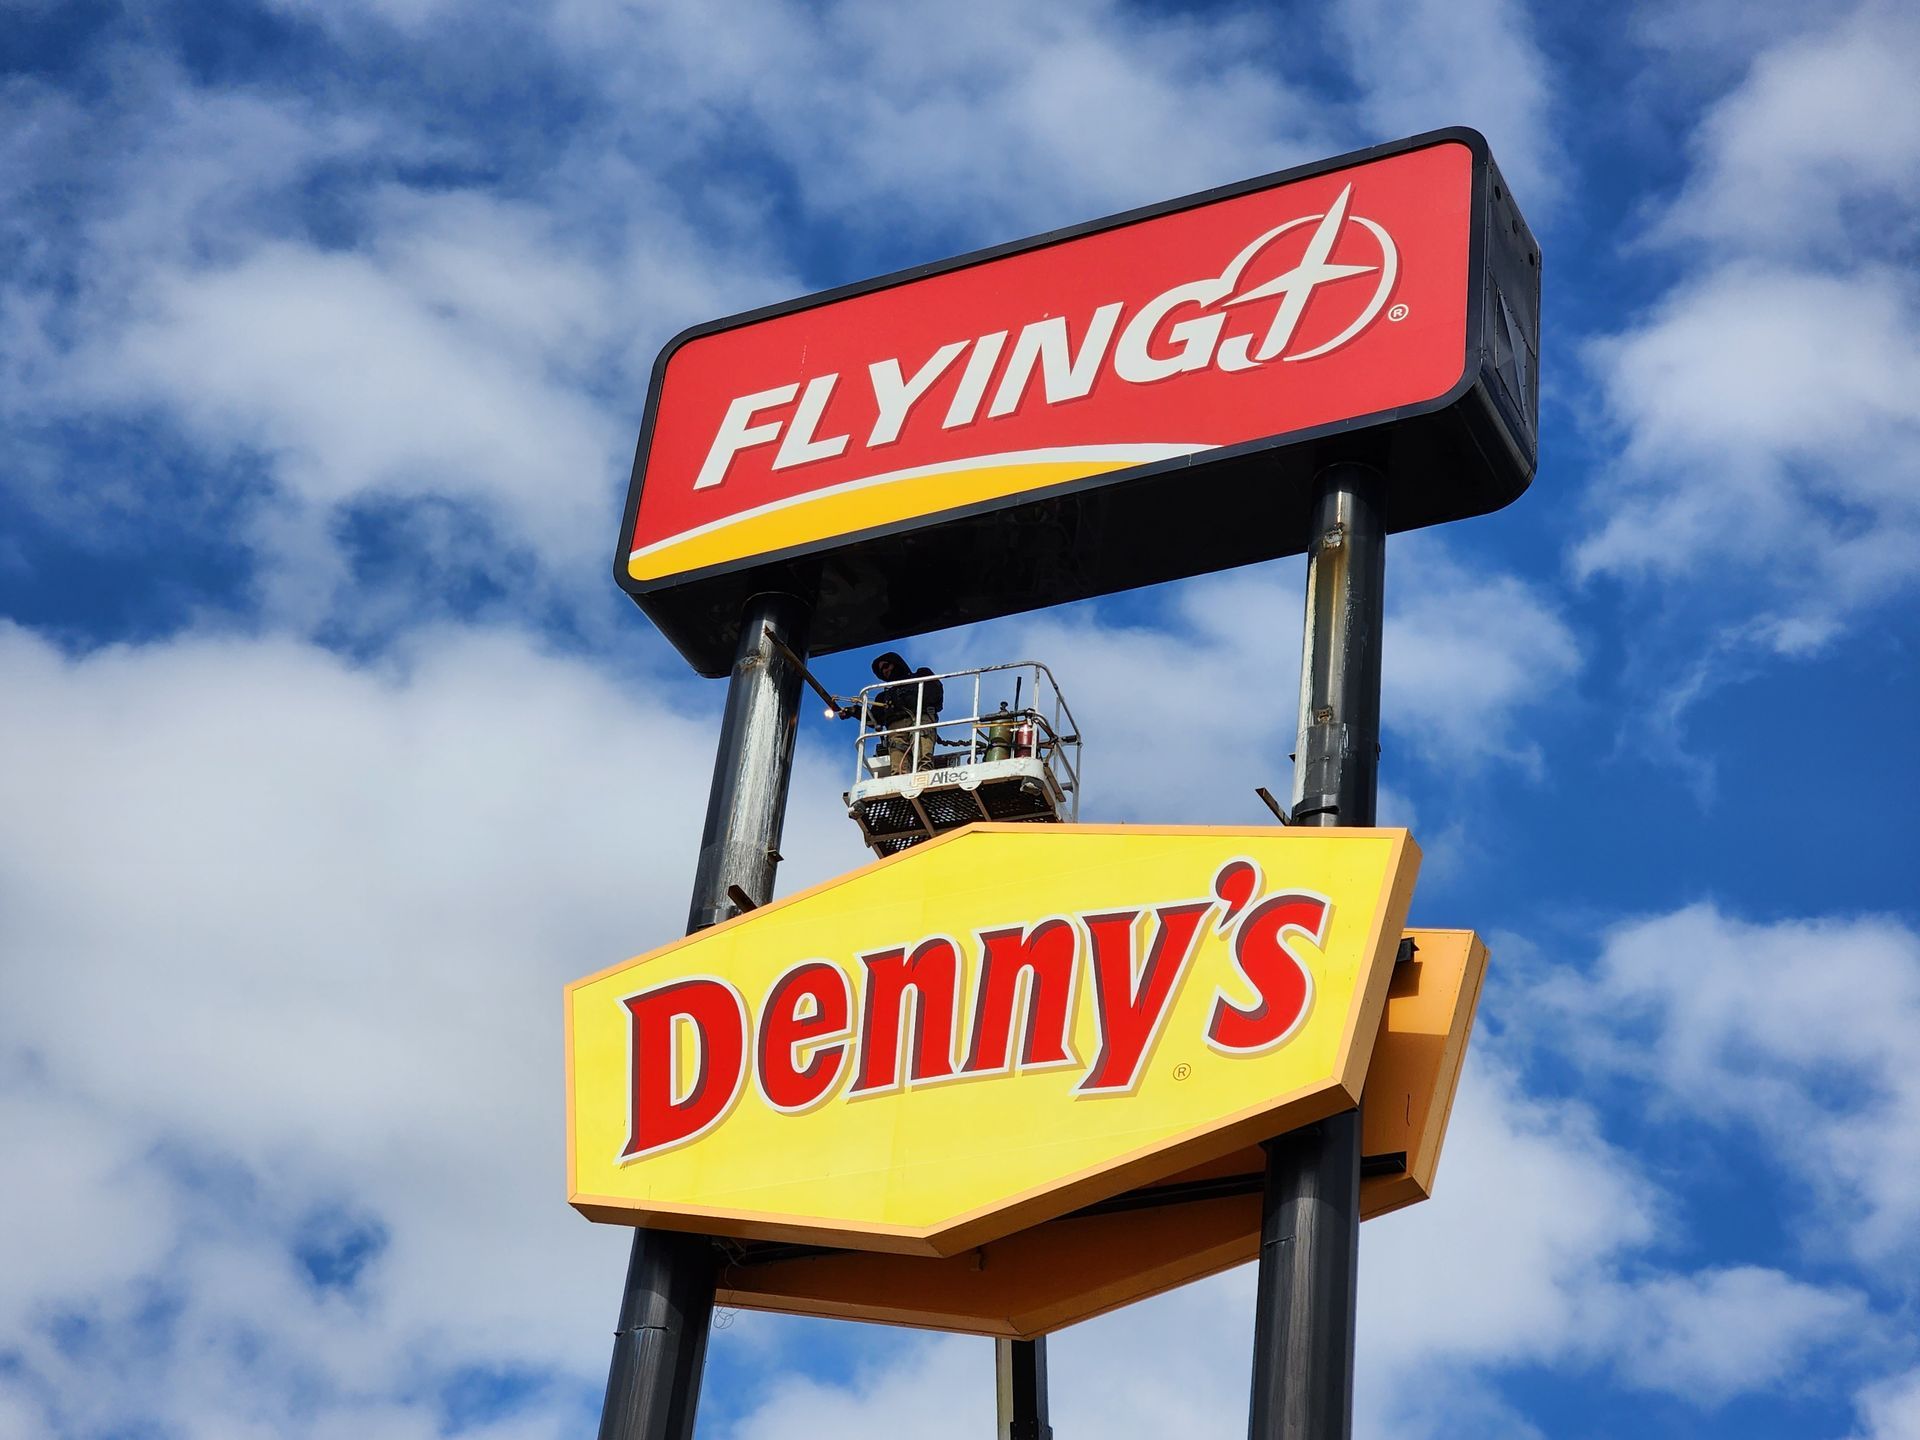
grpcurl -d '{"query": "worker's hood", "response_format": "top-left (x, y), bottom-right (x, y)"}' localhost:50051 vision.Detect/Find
top-left (871, 651), bottom-right (908, 679)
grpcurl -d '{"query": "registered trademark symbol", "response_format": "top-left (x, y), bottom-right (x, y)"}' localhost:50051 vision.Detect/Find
top-left (1388, 303), bottom-right (1409, 322)
top-left (1172, 1063), bottom-right (1192, 1081)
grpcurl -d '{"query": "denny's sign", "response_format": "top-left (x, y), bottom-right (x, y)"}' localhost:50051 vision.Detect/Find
top-left (616, 128), bottom-right (1539, 674)
top-left (566, 825), bottom-right (1419, 1255)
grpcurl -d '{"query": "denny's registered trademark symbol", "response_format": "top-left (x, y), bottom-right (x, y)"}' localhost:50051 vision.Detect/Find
top-left (566, 825), bottom-right (1418, 1254)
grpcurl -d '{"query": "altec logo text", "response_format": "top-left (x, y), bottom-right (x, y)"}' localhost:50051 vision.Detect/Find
top-left (627, 142), bottom-right (1472, 584)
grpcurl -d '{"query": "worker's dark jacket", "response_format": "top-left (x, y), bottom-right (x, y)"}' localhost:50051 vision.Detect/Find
top-left (872, 669), bottom-right (943, 728)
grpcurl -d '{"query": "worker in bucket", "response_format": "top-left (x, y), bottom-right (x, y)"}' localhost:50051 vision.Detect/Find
top-left (839, 652), bottom-right (943, 778)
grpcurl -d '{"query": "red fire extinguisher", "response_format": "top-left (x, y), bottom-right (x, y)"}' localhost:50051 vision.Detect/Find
top-left (1012, 716), bottom-right (1036, 757)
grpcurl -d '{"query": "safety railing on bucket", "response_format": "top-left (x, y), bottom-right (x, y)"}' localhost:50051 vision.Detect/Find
top-left (846, 660), bottom-right (1082, 818)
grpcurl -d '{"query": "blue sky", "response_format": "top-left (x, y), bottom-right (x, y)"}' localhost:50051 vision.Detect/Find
top-left (2, 1), bottom-right (1918, 1436)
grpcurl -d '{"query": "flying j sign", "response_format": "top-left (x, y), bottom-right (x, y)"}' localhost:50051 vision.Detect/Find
top-left (616, 128), bottom-right (1539, 674)
top-left (565, 824), bottom-right (1420, 1255)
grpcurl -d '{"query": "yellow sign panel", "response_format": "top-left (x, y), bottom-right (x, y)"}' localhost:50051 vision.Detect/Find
top-left (566, 824), bottom-right (1420, 1256)
top-left (713, 930), bottom-right (1487, 1337)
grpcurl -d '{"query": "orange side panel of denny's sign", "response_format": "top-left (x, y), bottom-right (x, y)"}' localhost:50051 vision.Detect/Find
top-left (565, 825), bottom-right (1420, 1256)
top-left (615, 129), bottom-right (1540, 676)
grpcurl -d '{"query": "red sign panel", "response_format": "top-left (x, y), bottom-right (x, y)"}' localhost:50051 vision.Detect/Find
top-left (618, 130), bottom-right (1537, 675)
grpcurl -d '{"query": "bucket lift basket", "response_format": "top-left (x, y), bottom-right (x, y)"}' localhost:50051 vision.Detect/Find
top-left (844, 661), bottom-right (1081, 857)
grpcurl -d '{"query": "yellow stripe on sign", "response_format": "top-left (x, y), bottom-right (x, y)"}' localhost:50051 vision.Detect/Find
top-left (629, 457), bottom-right (1147, 583)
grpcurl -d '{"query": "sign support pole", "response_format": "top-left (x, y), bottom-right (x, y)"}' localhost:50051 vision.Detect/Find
top-left (996, 1338), bottom-right (1054, 1440)
top-left (597, 592), bottom-right (814, 1440)
top-left (1248, 461), bottom-right (1385, 1439)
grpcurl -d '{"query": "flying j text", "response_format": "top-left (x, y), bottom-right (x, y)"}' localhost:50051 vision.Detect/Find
top-left (689, 184), bottom-right (1397, 492)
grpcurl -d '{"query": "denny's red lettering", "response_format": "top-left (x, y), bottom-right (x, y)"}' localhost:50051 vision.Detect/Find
top-left (852, 939), bottom-right (962, 1096)
top-left (622, 978), bottom-right (749, 1158)
top-left (1206, 893), bottom-right (1326, 1054)
top-left (964, 920), bottom-right (1077, 1074)
top-left (755, 961), bottom-right (852, 1113)
top-left (1076, 904), bottom-right (1212, 1094)
top-left (617, 865), bottom-right (1339, 1161)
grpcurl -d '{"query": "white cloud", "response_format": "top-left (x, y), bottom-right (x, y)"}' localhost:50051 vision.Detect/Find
top-left (0, 619), bottom-right (861, 1435)
top-left (1579, 3), bottom-right (1920, 645)
top-left (0, 55), bottom-right (799, 633)
top-left (95, 232), bottom-right (620, 564)
top-left (1625, 0), bottom-right (1832, 83)
top-left (1540, 903), bottom-right (1920, 1269)
top-left (722, 1335), bottom-right (990, 1440)
top-left (921, 538), bottom-right (1576, 830)
top-left (1331, 0), bottom-right (1559, 208)
top-left (265, 0), bottom-right (456, 31)
top-left (1650, 4), bottom-right (1920, 258)
top-left (1588, 266), bottom-right (1920, 469)
top-left (936, 565), bottom-right (1312, 825)
top-left (243, 0), bottom-right (1563, 256)
top-left (551, 0), bottom-right (1342, 241)
top-left (1854, 1365), bottom-right (1920, 1440)
top-left (0, 1085), bottom-right (180, 1338)
top-left (1383, 538), bottom-right (1581, 772)
top-left (1602, 1266), bottom-right (1867, 1403)
top-left (1577, 263), bottom-right (1920, 636)
top-left (1358, 1055), bottom-right (1654, 1374)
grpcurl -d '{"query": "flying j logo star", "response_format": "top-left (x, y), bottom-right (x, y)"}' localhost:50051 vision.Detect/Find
top-left (565, 825), bottom-right (1420, 1255)
top-left (615, 131), bottom-right (1538, 675)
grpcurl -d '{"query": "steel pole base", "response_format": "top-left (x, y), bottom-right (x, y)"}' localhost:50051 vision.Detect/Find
top-left (1247, 1111), bottom-right (1361, 1439)
top-left (599, 1230), bottom-right (718, 1440)
top-left (996, 1337), bottom-right (1054, 1440)
top-left (598, 592), bottom-right (812, 1440)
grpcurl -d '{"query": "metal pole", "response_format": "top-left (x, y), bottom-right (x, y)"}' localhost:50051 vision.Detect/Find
top-left (686, 594), bottom-right (813, 933)
top-left (598, 592), bottom-right (813, 1440)
top-left (1247, 461), bottom-right (1385, 1440)
top-left (996, 1338), bottom-right (1054, 1440)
